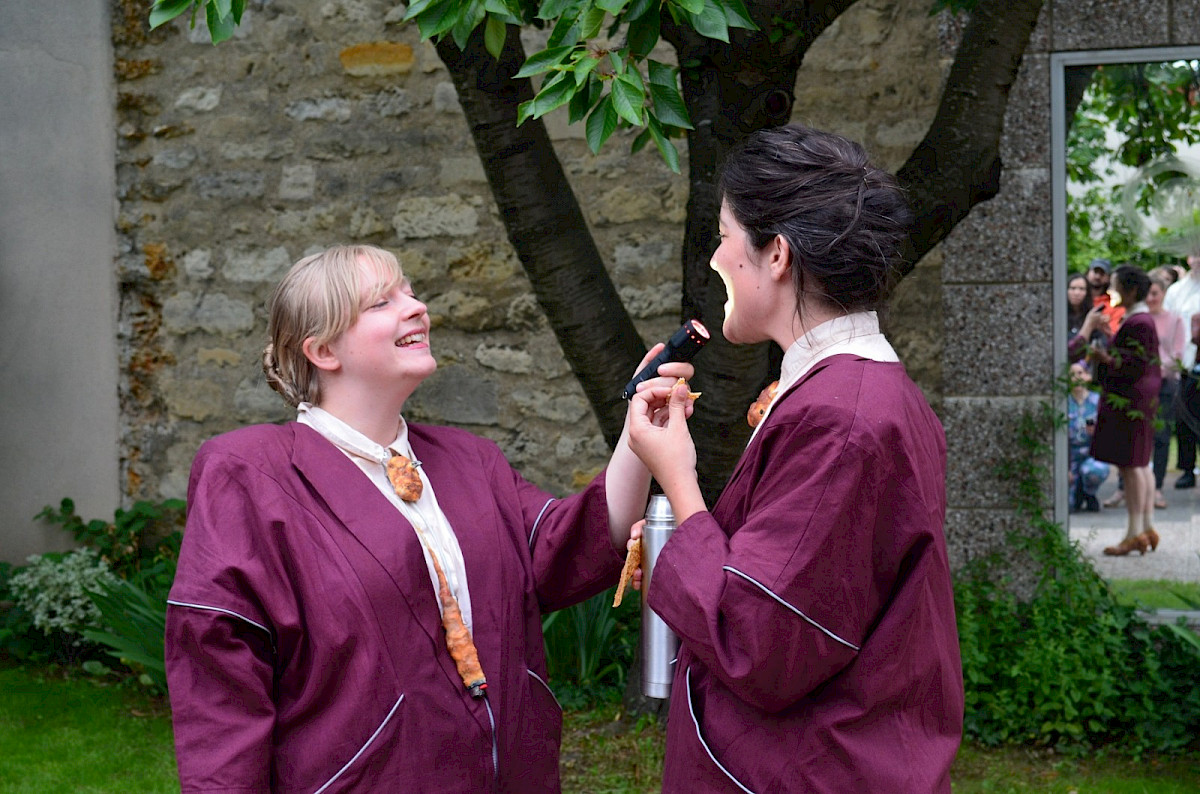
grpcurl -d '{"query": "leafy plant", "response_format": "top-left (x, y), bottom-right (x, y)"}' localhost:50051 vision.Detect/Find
top-left (955, 400), bottom-right (1200, 754)
top-left (35, 498), bottom-right (184, 586)
top-left (542, 587), bottom-right (638, 708)
top-left (6, 550), bottom-right (119, 665)
top-left (83, 574), bottom-right (171, 694)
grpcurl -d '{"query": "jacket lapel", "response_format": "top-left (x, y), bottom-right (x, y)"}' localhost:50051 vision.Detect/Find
top-left (289, 424), bottom-right (461, 691)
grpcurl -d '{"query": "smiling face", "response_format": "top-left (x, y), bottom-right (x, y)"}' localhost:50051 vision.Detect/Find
top-left (322, 257), bottom-right (436, 397)
top-left (710, 201), bottom-right (778, 345)
top-left (1146, 281), bottom-right (1165, 312)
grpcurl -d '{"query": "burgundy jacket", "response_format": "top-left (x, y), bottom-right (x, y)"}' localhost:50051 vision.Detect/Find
top-left (166, 422), bottom-right (622, 793)
top-left (649, 355), bottom-right (964, 793)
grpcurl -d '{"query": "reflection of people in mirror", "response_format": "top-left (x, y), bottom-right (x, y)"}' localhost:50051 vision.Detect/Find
top-left (1165, 254), bottom-right (1200, 490)
top-left (1071, 266), bottom-right (1162, 556)
top-left (1067, 362), bottom-right (1109, 513)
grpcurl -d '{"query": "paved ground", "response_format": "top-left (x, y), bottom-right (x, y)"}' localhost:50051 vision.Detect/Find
top-left (1068, 467), bottom-right (1200, 583)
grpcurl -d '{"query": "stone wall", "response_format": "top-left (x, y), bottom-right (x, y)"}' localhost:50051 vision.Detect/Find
top-left (110, 0), bottom-right (947, 503)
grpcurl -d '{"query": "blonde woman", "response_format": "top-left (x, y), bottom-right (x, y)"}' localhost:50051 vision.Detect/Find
top-left (165, 245), bottom-right (691, 792)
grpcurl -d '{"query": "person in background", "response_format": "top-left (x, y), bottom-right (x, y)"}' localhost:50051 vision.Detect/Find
top-left (1072, 265), bottom-right (1162, 556)
top-left (627, 124), bottom-right (963, 792)
top-left (1146, 273), bottom-right (1186, 508)
top-left (1067, 362), bottom-right (1109, 512)
top-left (1067, 272), bottom-right (1106, 368)
top-left (165, 244), bottom-right (693, 793)
top-left (1086, 258), bottom-right (1123, 332)
top-left (1164, 254), bottom-right (1200, 489)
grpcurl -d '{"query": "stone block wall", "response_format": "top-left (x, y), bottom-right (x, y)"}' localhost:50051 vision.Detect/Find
top-left (110, 0), bottom-right (948, 502)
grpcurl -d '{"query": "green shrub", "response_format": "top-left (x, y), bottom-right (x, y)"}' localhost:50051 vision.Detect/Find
top-left (956, 405), bottom-right (1200, 754)
top-left (35, 497), bottom-right (184, 584)
top-left (542, 587), bottom-right (639, 709)
top-left (6, 549), bottom-right (119, 664)
top-left (83, 573), bottom-right (170, 693)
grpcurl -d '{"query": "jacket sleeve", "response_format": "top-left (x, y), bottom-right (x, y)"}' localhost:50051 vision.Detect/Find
top-left (647, 414), bottom-right (901, 714)
top-left (489, 450), bottom-right (623, 613)
top-left (166, 447), bottom-right (281, 793)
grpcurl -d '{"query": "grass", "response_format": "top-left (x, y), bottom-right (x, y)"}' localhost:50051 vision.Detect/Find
top-left (1, 665), bottom-right (1198, 793)
top-left (1110, 578), bottom-right (1200, 610)
top-left (0, 665), bottom-right (177, 794)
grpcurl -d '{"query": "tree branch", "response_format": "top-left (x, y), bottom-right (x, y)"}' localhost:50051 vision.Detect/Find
top-left (435, 27), bottom-right (646, 448)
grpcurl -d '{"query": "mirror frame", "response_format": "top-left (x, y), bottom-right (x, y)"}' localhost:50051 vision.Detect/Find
top-left (1051, 45), bottom-right (1200, 525)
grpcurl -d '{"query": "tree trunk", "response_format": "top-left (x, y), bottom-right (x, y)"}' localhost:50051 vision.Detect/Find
top-left (435, 28), bottom-right (645, 449)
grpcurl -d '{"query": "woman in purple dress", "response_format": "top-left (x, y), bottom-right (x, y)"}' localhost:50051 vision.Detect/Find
top-left (1071, 265), bottom-right (1162, 556)
top-left (165, 244), bottom-right (692, 792)
top-left (627, 125), bottom-right (963, 793)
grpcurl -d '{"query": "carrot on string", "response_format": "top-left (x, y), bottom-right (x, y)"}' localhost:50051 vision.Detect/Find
top-left (420, 534), bottom-right (487, 698)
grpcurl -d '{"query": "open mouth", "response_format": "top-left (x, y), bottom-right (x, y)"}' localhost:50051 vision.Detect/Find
top-left (396, 332), bottom-right (427, 348)
top-left (711, 261), bottom-right (734, 320)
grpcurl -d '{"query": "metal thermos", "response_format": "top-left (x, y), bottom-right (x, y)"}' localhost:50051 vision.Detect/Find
top-left (641, 494), bottom-right (680, 699)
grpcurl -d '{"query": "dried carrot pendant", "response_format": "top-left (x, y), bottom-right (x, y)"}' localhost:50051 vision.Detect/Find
top-left (425, 544), bottom-right (487, 698)
top-left (387, 454), bottom-right (423, 502)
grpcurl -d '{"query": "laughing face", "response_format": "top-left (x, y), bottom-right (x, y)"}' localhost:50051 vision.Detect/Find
top-left (325, 259), bottom-right (436, 392)
top-left (710, 201), bottom-right (775, 344)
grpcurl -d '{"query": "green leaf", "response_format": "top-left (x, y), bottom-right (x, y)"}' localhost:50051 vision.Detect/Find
top-left (484, 15), bottom-right (507, 58)
top-left (546, 14), bottom-right (583, 48)
top-left (670, 0), bottom-right (705, 14)
top-left (537, 0), bottom-right (579, 20)
top-left (404, 0), bottom-right (438, 20)
top-left (513, 45), bottom-right (575, 78)
top-left (646, 115), bottom-right (681, 172)
top-left (627, 10), bottom-right (660, 58)
top-left (579, 6), bottom-right (607, 38)
top-left (611, 75), bottom-right (645, 125)
top-left (230, 0), bottom-right (244, 23)
top-left (650, 81), bottom-right (693, 129)
top-left (626, 0), bottom-right (658, 21)
top-left (596, 0), bottom-right (629, 13)
top-left (148, 0), bottom-right (194, 29)
top-left (585, 95), bottom-right (619, 153)
top-left (450, 1), bottom-right (488, 50)
top-left (631, 127), bottom-right (652, 154)
top-left (573, 55), bottom-right (601, 86)
top-left (718, 0), bottom-right (757, 30)
top-left (568, 76), bottom-right (602, 123)
top-left (647, 59), bottom-right (675, 87)
top-left (415, 0), bottom-right (462, 39)
top-left (206, 1), bottom-right (237, 43)
top-left (687, 0), bottom-right (729, 42)
top-left (525, 71), bottom-right (579, 119)
top-left (212, 0), bottom-right (232, 19)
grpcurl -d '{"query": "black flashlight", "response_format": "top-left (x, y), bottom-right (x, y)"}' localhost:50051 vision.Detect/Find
top-left (621, 319), bottom-right (710, 400)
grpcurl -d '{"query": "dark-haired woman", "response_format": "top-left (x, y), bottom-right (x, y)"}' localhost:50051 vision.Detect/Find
top-left (627, 125), bottom-right (963, 792)
top-left (1067, 272), bottom-right (1108, 367)
top-left (1072, 265), bottom-right (1162, 555)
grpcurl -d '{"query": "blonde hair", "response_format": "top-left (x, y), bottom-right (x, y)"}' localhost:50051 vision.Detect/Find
top-left (262, 245), bottom-right (405, 407)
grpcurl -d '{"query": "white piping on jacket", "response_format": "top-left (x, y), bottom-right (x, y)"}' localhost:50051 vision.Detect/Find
top-left (167, 599), bottom-right (272, 636)
top-left (721, 566), bottom-right (861, 651)
top-left (528, 498), bottom-right (555, 549)
top-left (685, 667), bottom-right (757, 794)
top-left (526, 668), bottom-right (562, 712)
top-left (311, 694), bottom-right (405, 794)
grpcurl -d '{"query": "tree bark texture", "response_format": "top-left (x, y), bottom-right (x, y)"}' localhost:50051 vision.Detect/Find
top-left (435, 28), bottom-right (645, 449)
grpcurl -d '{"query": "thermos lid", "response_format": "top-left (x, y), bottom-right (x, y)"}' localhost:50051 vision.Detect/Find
top-left (645, 493), bottom-right (674, 525)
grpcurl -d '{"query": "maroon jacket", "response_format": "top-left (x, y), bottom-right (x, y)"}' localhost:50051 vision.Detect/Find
top-left (648, 355), bottom-right (963, 793)
top-left (166, 422), bottom-right (622, 793)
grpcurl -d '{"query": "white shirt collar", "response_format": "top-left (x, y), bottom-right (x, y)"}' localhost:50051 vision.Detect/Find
top-left (778, 311), bottom-right (898, 389)
top-left (296, 403), bottom-right (413, 464)
top-left (747, 311), bottom-right (898, 446)
top-left (1124, 301), bottom-right (1150, 317)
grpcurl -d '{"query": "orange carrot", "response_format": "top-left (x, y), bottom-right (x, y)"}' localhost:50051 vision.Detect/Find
top-left (425, 544), bottom-right (487, 697)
